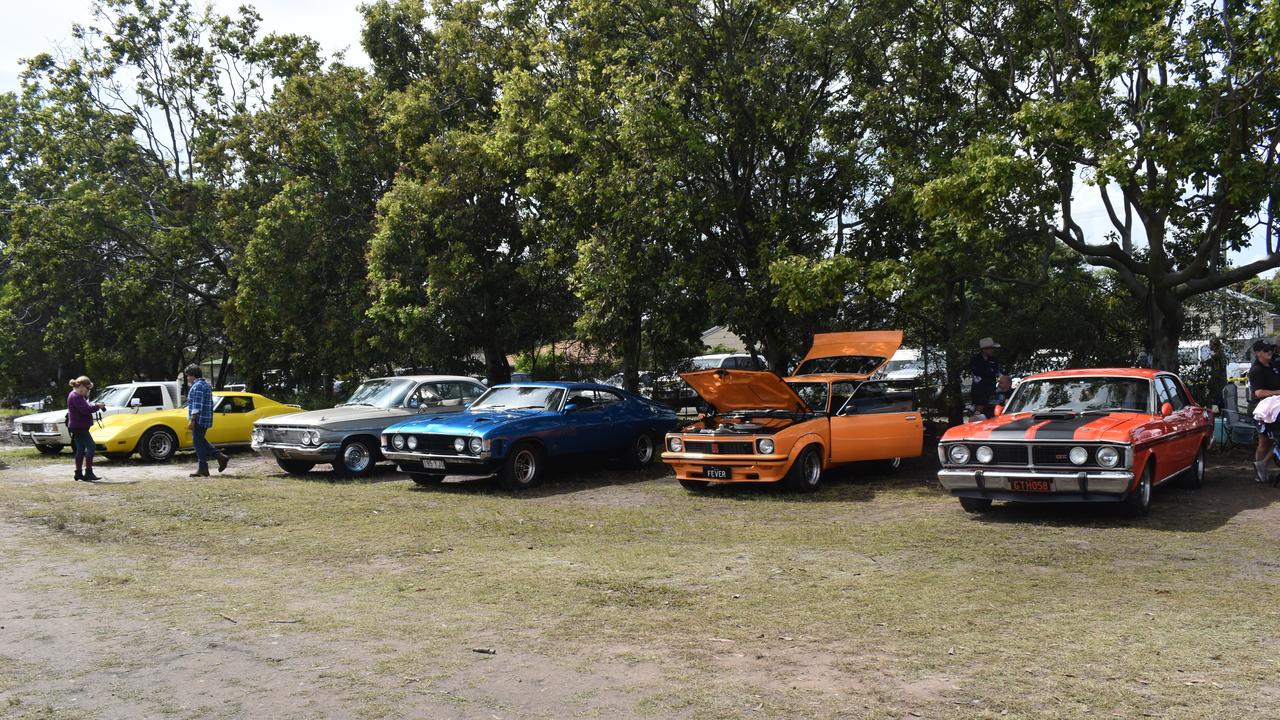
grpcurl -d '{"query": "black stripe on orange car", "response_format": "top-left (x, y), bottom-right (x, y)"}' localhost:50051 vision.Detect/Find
top-left (982, 417), bottom-right (1045, 440)
top-left (1032, 413), bottom-right (1115, 440)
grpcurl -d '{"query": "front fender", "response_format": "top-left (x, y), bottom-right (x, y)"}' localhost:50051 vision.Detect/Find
top-left (785, 433), bottom-right (828, 469)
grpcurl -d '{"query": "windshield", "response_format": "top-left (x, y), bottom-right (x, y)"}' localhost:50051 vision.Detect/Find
top-left (794, 355), bottom-right (886, 376)
top-left (883, 360), bottom-right (920, 374)
top-left (92, 386), bottom-right (133, 408)
top-left (1004, 378), bottom-right (1151, 414)
top-left (471, 385), bottom-right (566, 411)
top-left (785, 382), bottom-right (829, 413)
top-left (339, 379), bottom-right (414, 408)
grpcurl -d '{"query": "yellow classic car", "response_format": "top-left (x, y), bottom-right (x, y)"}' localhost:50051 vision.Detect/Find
top-left (91, 391), bottom-right (303, 462)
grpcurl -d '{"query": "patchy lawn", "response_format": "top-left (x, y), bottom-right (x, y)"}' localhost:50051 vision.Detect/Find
top-left (0, 448), bottom-right (1277, 719)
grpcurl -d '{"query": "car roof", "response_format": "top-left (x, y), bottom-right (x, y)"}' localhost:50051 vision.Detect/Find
top-left (491, 381), bottom-right (625, 392)
top-left (692, 353), bottom-right (752, 360)
top-left (1021, 367), bottom-right (1169, 382)
top-left (364, 375), bottom-right (484, 384)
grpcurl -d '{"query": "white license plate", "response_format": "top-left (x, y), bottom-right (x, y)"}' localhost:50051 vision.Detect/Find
top-left (422, 459), bottom-right (447, 470)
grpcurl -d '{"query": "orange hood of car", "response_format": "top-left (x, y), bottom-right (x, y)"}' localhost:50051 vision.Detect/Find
top-left (798, 330), bottom-right (903, 377)
top-left (941, 410), bottom-right (1150, 443)
top-left (679, 369), bottom-right (808, 413)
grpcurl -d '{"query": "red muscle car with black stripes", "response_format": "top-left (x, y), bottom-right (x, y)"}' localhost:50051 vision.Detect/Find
top-left (937, 368), bottom-right (1211, 516)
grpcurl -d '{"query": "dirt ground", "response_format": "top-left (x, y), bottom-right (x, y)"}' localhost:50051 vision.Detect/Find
top-left (2, 448), bottom-right (1279, 719)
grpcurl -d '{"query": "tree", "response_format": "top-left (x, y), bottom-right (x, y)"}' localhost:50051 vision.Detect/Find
top-left (944, 0), bottom-right (1280, 370)
top-left (364, 0), bottom-right (571, 384)
top-left (228, 66), bottom-right (396, 395)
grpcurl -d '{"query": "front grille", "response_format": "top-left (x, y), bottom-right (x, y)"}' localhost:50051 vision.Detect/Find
top-left (401, 434), bottom-right (462, 455)
top-left (1032, 445), bottom-right (1099, 468)
top-left (264, 427), bottom-right (308, 444)
top-left (684, 440), bottom-right (755, 454)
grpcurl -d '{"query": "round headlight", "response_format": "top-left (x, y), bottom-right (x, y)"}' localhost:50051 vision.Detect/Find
top-left (668, 437), bottom-right (684, 453)
top-left (1069, 446), bottom-right (1089, 465)
top-left (309, 430), bottom-right (321, 445)
top-left (757, 438), bottom-right (775, 454)
top-left (407, 436), bottom-right (418, 450)
top-left (469, 437), bottom-right (483, 454)
top-left (1097, 446), bottom-right (1120, 468)
top-left (454, 437), bottom-right (466, 452)
top-left (975, 445), bottom-right (994, 464)
top-left (392, 434), bottom-right (405, 450)
top-left (947, 444), bottom-right (971, 465)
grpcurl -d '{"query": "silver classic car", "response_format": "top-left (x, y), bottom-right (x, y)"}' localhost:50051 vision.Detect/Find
top-left (251, 375), bottom-right (486, 476)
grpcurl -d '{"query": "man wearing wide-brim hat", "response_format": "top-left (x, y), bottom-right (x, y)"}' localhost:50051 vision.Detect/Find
top-left (1248, 338), bottom-right (1280, 482)
top-left (970, 337), bottom-right (1003, 419)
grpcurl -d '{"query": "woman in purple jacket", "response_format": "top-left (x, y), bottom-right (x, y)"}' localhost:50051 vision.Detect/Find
top-left (67, 376), bottom-right (106, 482)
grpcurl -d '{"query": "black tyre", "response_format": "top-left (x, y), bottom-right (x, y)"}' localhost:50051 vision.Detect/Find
top-left (679, 479), bottom-right (711, 492)
top-left (410, 473), bottom-right (445, 486)
top-left (334, 438), bottom-right (377, 477)
top-left (35, 444), bottom-right (63, 455)
top-left (1123, 464), bottom-right (1153, 518)
top-left (1177, 447), bottom-right (1205, 489)
top-left (783, 446), bottom-right (823, 493)
top-left (958, 496), bottom-right (993, 513)
top-left (276, 459), bottom-right (315, 475)
top-left (623, 432), bottom-right (658, 469)
top-left (498, 442), bottom-right (544, 491)
top-left (139, 427), bottom-right (178, 462)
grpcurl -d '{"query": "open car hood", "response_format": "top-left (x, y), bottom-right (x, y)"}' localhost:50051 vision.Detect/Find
top-left (795, 330), bottom-right (903, 378)
top-left (680, 369), bottom-right (808, 413)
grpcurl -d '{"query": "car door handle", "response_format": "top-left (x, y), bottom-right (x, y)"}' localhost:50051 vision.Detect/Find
top-left (905, 415), bottom-right (918, 421)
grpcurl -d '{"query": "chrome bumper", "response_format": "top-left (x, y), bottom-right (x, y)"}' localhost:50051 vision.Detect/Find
top-left (11, 431), bottom-right (65, 445)
top-left (252, 441), bottom-right (341, 461)
top-left (937, 468), bottom-right (1134, 494)
top-left (383, 450), bottom-right (491, 465)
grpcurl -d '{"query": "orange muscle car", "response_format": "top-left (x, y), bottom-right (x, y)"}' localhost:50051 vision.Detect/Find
top-left (936, 368), bottom-right (1212, 516)
top-left (661, 331), bottom-right (924, 492)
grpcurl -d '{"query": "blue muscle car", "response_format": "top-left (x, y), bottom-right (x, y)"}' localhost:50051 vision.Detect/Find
top-left (381, 381), bottom-right (679, 490)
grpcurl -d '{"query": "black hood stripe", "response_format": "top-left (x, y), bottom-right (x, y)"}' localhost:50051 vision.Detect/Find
top-left (1033, 413), bottom-right (1113, 440)
top-left (985, 417), bottom-right (1041, 439)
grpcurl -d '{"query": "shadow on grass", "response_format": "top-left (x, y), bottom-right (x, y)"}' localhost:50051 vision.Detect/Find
top-left (966, 456), bottom-right (1280, 532)
top-left (407, 456), bottom-right (672, 498)
top-left (666, 455), bottom-right (939, 504)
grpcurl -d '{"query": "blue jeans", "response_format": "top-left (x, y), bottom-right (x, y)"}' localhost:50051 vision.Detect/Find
top-left (70, 428), bottom-right (95, 460)
top-left (192, 424), bottom-right (217, 471)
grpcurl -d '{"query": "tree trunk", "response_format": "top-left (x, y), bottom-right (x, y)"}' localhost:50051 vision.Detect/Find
top-left (485, 344), bottom-right (511, 386)
top-left (214, 347), bottom-right (230, 389)
top-left (1148, 289), bottom-right (1184, 372)
top-left (621, 307), bottom-right (643, 393)
top-left (942, 278), bottom-right (971, 426)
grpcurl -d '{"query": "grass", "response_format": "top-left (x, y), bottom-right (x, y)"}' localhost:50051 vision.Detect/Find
top-left (1, 452), bottom-right (1278, 718)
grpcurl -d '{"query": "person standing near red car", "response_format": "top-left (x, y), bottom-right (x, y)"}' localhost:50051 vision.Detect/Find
top-left (1248, 339), bottom-right (1280, 483)
top-left (67, 376), bottom-right (106, 482)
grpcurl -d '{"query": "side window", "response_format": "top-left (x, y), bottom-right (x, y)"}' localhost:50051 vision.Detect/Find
top-left (790, 383), bottom-right (829, 413)
top-left (409, 384), bottom-right (444, 408)
top-left (721, 357), bottom-right (741, 370)
top-left (595, 390), bottom-right (624, 407)
top-left (830, 382), bottom-right (856, 415)
top-left (1161, 377), bottom-right (1187, 411)
top-left (845, 381), bottom-right (914, 414)
top-left (221, 396), bottom-right (254, 413)
top-left (461, 383), bottom-right (486, 400)
top-left (747, 356), bottom-right (766, 371)
top-left (567, 388), bottom-right (600, 410)
top-left (1153, 378), bottom-right (1172, 408)
top-left (132, 386), bottom-right (164, 407)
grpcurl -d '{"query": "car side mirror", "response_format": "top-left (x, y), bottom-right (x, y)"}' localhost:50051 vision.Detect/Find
top-left (563, 401), bottom-right (580, 413)
top-left (1160, 401), bottom-right (1174, 417)
top-left (993, 404), bottom-right (1004, 417)
top-left (129, 398), bottom-right (141, 408)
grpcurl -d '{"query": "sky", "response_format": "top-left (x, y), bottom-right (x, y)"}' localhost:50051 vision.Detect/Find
top-left (1, 1), bottom-right (1273, 273)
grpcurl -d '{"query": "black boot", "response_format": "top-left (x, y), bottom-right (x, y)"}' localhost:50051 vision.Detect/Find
top-left (216, 452), bottom-right (229, 473)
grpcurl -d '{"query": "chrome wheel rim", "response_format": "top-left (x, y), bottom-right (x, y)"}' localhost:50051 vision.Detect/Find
top-left (889, 457), bottom-right (902, 469)
top-left (803, 452), bottom-right (821, 486)
top-left (635, 435), bottom-right (654, 464)
top-left (1196, 452), bottom-right (1205, 481)
top-left (514, 449), bottom-right (537, 484)
top-left (343, 443), bottom-right (371, 473)
top-left (1140, 474), bottom-right (1151, 506)
top-left (148, 432), bottom-right (172, 458)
